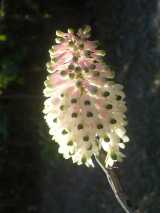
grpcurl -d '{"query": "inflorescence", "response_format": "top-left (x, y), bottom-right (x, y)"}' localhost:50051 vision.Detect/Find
top-left (43, 25), bottom-right (129, 168)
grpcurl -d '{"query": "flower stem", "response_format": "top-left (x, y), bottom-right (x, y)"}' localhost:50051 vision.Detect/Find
top-left (94, 155), bottom-right (142, 213)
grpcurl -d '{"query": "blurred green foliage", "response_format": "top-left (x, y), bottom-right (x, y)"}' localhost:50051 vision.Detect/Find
top-left (0, 7), bottom-right (5, 18)
top-left (0, 34), bottom-right (7, 41)
top-left (0, 72), bottom-right (19, 93)
top-left (0, 50), bottom-right (24, 93)
top-left (0, 108), bottom-right (8, 142)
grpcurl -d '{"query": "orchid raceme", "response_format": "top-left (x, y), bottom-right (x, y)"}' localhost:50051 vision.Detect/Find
top-left (43, 26), bottom-right (129, 168)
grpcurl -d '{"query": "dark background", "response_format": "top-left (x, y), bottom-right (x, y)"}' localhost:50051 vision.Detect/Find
top-left (0, 0), bottom-right (160, 212)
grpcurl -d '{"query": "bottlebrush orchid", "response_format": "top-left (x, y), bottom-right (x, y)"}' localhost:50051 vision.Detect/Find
top-left (43, 25), bottom-right (129, 168)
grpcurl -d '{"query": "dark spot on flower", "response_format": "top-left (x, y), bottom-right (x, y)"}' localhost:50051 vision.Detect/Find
top-left (84, 50), bottom-right (92, 57)
top-left (68, 140), bottom-right (73, 145)
top-left (53, 118), bottom-right (57, 123)
top-left (71, 98), bottom-right (77, 104)
top-left (76, 73), bottom-right (83, 79)
top-left (60, 105), bottom-right (64, 110)
top-left (84, 100), bottom-right (91, 105)
top-left (90, 86), bottom-right (98, 94)
top-left (69, 73), bottom-right (75, 79)
top-left (86, 112), bottom-right (93, 117)
top-left (68, 64), bottom-right (74, 70)
top-left (73, 56), bottom-right (78, 62)
top-left (68, 40), bottom-right (75, 47)
top-left (79, 43), bottom-right (84, 49)
top-left (103, 91), bottom-right (110, 97)
top-left (71, 112), bottom-right (78, 118)
top-left (116, 95), bottom-right (122, 100)
top-left (60, 93), bottom-right (64, 97)
top-left (77, 124), bottom-right (83, 129)
top-left (76, 80), bottom-right (82, 88)
top-left (75, 66), bottom-right (81, 72)
top-left (84, 67), bottom-right (89, 73)
top-left (93, 71), bottom-right (100, 77)
top-left (105, 104), bottom-right (112, 109)
top-left (60, 70), bottom-right (66, 76)
top-left (97, 124), bottom-right (103, 129)
top-left (110, 119), bottom-right (117, 124)
top-left (104, 136), bottom-right (110, 142)
top-left (62, 129), bottom-right (68, 134)
top-left (90, 64), bottom-right (96, 69)
top-left (83, 135), bottom-right (89, 141)
top-left (52, 57), bottom-right (57, 62)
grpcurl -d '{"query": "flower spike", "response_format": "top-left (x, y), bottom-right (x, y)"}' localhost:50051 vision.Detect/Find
top-left (43, 26), bottom-right (129, 168)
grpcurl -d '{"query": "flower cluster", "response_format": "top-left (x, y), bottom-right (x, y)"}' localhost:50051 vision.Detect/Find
top-left (43, 26), bottom-right (129, 168)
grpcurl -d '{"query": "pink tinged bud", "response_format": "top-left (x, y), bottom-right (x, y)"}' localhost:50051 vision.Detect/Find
top-left (43, 26), bottom-right (129, 168)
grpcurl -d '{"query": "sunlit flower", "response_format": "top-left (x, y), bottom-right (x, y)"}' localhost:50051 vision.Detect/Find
top-left (43, 26), bottom-right (129, 168)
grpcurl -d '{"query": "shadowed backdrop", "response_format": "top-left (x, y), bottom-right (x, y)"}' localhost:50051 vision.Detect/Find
top-left (0, 0), bottom-right (160, 212)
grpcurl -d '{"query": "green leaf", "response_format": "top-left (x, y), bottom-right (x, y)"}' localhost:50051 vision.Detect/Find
top-left (0, 34), bottom-right (7, 41)
top-left (0, 9), bottom-right (5, 17)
